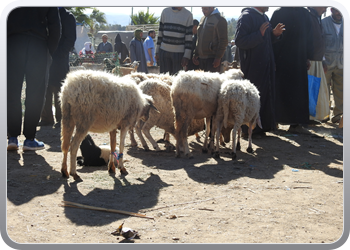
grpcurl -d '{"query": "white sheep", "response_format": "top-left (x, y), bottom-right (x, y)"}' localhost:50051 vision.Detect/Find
top-left (213, 79), bottom-right (262, 160)
top-left (135, 78), bottom-right (205, 151)
top-left (60, 69), bottom-right (158, 182)
top-left (171, 69), bottom-right (243, 158)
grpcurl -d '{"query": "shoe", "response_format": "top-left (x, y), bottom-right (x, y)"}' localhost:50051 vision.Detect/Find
top-left (23, 139), bottom-right (45, 151)
top-left (38, 120), bottom-right (54, 126)
top-left (7, 137), bottom-right (19, 151)
top-left (287, 125), bottom-right (312, 135)
top-left (331, 114), bottom-right (342, 124)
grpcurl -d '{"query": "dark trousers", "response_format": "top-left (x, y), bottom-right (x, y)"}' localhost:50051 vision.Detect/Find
top-left (41, 85), bottom-right (61, 124)
top-left (159, 49), bottom-right (184, 75)
top-left (198, 58), bottom-right (221, 73)
top-left (7, 34), bottom-right (51, 139)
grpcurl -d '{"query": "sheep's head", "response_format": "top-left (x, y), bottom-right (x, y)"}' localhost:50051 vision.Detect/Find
top-left (139, 95), bottom-right (159, 122)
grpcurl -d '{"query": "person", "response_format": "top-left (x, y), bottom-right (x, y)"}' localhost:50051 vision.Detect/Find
top-left (7, 7), bottom-right (61, 151)
top-left (129, 29), bottom-right (148, 73)
top-left (270, 7), bottom-right (314, 134)
top-left (96, 34), bottom-right (113, 54)
top-left (114, 33), bottom-right (129, 65)
top-left (192, 7), bottom-right (228, 73)
top-left (322, 8), bottom-right (343, 124)
top-left (186, 19), bottom-right (199, 71)
top-left (39, 7), bottom-right (76, 128)
top-left (235, 7), bottom-right (285, 136)
top-left (307, 7), bottom-right (330, 124)
top-left (79, 41), bottom-right (94, 56)
top-left (143, 30), bottom-right (156, 66)
top-left (155, 7), bottom-right (193, 75)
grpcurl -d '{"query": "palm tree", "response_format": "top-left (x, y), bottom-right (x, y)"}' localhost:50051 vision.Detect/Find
top-left (130, 10), bottom-right (159, 25)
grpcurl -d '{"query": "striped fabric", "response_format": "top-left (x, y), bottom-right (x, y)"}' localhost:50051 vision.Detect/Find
top-left (156, 7), bottom-right (193, 59)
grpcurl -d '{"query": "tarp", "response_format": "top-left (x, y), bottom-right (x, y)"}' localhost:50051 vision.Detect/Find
top-left (74, 24), bottom-right (95, 53)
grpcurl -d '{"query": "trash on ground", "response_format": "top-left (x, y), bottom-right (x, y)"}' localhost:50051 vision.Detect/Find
top-left (292, 169), bottom-right (299, 172)
top-left (111, 222), bottom-right (140, 240)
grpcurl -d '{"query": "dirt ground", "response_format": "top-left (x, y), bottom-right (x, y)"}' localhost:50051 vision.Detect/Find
top-left (6, 119), bottom-right (343, 245)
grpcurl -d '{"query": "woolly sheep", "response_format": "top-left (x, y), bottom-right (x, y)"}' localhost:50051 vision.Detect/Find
top-left (171, 69), bottom-right (243, 158)
top-left (213, 79), bottom-right (262, 160)
top-left (135, 78), bottom-right (205, 151)
top-left (60, 69), bottom-right (158, 182)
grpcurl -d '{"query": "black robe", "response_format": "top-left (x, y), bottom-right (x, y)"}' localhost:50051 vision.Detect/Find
top-left (114, 34), bottom-right (130, 64)
top-left (235, 7), bottom-right (279, 132)
top-left (270, 7), bottom-right (313, 125)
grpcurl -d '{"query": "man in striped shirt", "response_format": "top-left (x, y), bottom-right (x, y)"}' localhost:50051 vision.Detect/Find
top-left (155, 7), bottom-right (193, 75)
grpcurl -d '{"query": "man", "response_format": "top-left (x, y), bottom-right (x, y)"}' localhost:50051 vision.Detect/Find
top-left (96, 34), bottom-right (113, 54)
top-left (39, 7), bottom-right (76, 128)
top-left (143, 30), bottom-right (156, 66)
top-left (130, 29), bottom-right (148, 73)
top-left (192, 7), bottom-right (228, 73)
top-left (7, 7), bottom-right (61, 151)
top-left (270, 7), bottom-right (314, 134)
top-left (322, 8), bottom-right (343, 124)
top-left (155, 7), bottom-right (193, 75)
top-left (235, 7), bottom-right (285, 135)
top-left (307, 7), bottom-right (329, 123)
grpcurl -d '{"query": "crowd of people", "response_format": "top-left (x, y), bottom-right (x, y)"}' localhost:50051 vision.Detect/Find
top-left (7, 6), bottom-right (343, 151)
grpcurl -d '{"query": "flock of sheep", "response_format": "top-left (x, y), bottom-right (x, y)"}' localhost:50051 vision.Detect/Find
top-left (59, 67), bottom-right (261, 182)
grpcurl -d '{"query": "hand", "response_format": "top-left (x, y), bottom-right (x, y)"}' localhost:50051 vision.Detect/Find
top-left (192, 56), bottom-right (199, 65)
top-left (260, 22), bottom-right (270, 36)
top-left (181, 57), bottom-right (189, 67)
top-left (213, 58), bottom-right (221, 68)
top-left (155, 53), bottom-right (159, 62)
top-left (273, 23), bottom-right (285, 37)
top-left (306, 59), bottom-right (311, 71)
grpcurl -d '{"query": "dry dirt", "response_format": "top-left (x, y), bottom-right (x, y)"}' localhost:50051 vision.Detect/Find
top-left (6, 120), bottom-right (343, 245)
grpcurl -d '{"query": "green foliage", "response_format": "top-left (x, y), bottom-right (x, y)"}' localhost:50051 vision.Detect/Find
top-left (227, 17), bottom-right (238, 41)
top-left (130, 10), bottom-right (159, 25)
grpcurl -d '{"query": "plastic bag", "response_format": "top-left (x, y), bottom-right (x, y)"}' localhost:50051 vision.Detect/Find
top-left (308, 75), bottom-right (321, 117)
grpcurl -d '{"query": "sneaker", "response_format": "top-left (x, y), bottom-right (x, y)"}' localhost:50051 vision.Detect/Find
top-left (7, 137), bottom-right (19, 151)
top-left (23, 139), bottom-right (45, 151)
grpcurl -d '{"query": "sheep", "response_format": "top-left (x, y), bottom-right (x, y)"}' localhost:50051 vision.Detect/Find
top-left (60, 69), bottom-right (158, 182)
top-left (171, 69), bottom-right (243, 158)
top-left (213, 79), bottom-right (262, 160)
top-left (134, 78), bottom-right (205, 152)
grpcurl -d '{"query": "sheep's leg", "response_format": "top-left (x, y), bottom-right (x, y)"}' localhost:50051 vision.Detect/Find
top-left (135, 120), bottom-right (149, 151)
top-left (108, 129), bottom-right (117, 174)
top-left (164, 133), bottom-right (175, 152)
top-left (142, 124), bottom-right (161, 151)
top-left (209, 117), bottom-right (216, 154)
top-left (236, 127), bottom-right (241, 151)
top-left (174, 117), bottom-right (188, 158)
top-left (68, 130), bottom-right (88, 182)
top-left (231, 126), bottom-right (238, 160)
top-left (214, 119), bottom-right (223, 158)
top-left (181, 119), bottom-right (192, 158)
top-left (219, 134), bottom-right (225, 147)
top-left (247, 123), bottom-right (253, 153)
top-left (118, 126), bottom-right (129, 175)
top-left (202, 117), bottom-right (211, 153)
top-left (128, 128), bottom-right (137, 147)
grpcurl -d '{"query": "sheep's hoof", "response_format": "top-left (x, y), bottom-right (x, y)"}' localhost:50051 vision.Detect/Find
top-left (186, 153), bottom-right (194, 159)
top-left (108, 167), bottom-right (116, 174)
top-left (236, 142), bottom-right (241, 151)
top-left (61, 169), bottom-right (69, 179)
top-left (120, 167), bottom-right (128, 175)
top-left (232, 153), bottom-right (237, 160)
top-left (247, 147), bottom-right (253, 153)
top-left (72, 173), bottom-right (83, 182)
top-left (214, 151), bottom-right (220, 158)
top-left (130, 142), bottom-right (138, 147)
top-left (175, 153), bottom-right (181, 158)
top-left (202, 148), bottom-right (208, 154)
top-left (220, 141), bottom-right (225, 147)
top-left (143, 145), bottom-right (150, 151)
top-left (157, 138), bottom-right (165, 143)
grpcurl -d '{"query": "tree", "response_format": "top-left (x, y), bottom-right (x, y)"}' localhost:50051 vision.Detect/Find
top-left (227, 17), bottom-right (238, 41)
top-left (130, 10), bottom-right (159, 25)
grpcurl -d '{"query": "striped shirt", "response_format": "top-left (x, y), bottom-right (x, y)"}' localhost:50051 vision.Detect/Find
top-left (156, 7), bottom-right (193, 59)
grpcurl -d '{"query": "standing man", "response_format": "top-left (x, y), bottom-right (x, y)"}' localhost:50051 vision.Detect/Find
top-left (143, 30), bottom-right (156, 66)
top-left (322, 8), bottom-right (343, 124)
top-left (192, 7), bottom-right (228, 73)
top-left (307, 7), bottom-right (329, 123)
top-left (96, 34), bottom-right (113, 54)
top-left (155, 7), bottom-right (193, 75)
top-left (39, 7), bottom-right (76, 128)
top-left (7, 7), bottom-right (61, 150)
top-left (270, 7), bottom-right (314, 134)
top-left (235, 7), bottom-right (285, 135)
top-left (130, 29), bottom-right (148, 73)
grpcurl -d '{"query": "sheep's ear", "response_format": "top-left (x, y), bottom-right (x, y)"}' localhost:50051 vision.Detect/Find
top-left (149, 101), bottom-right (160, 113)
